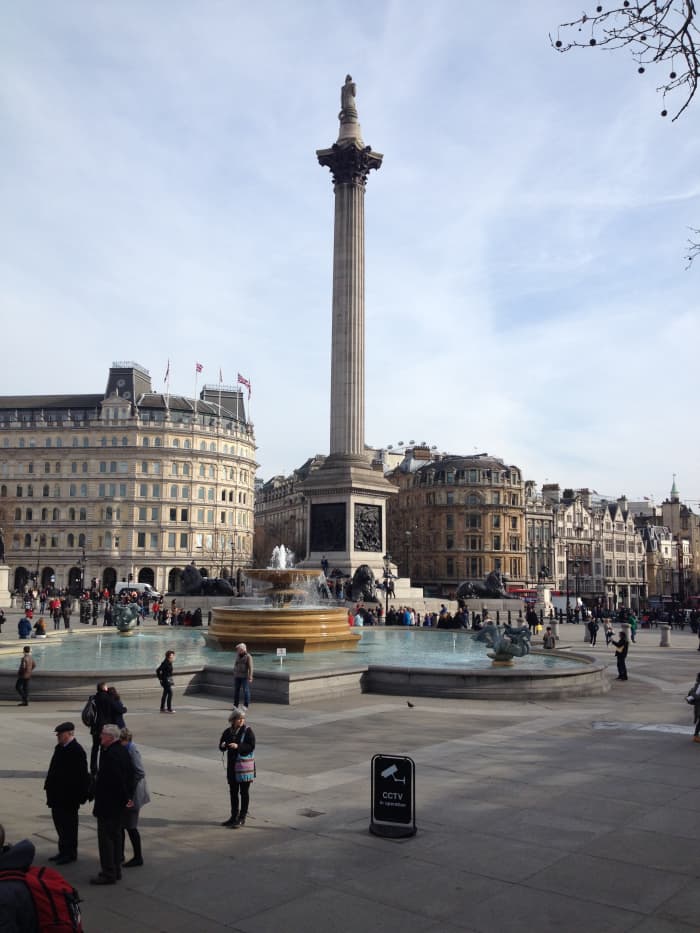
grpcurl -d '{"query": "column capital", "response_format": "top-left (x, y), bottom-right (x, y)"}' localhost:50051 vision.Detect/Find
top-left (316, 143), bottom-right (383, 187)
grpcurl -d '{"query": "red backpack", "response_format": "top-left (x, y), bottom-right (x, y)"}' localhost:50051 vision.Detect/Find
top-left (0, 865), bottom-right (83, 931)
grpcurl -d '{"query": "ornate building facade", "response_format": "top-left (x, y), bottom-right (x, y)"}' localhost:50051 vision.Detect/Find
top-left (0, 362), bottom-right (256, 595)
top-left (386, 450), bottom-right (526, 597)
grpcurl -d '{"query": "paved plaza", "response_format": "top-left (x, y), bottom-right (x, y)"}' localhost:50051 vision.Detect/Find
top-left (1, 625), bottom-right (700, 932)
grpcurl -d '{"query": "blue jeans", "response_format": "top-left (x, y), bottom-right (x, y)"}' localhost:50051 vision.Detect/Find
top-left (234, 678), bottom-right (250, 707)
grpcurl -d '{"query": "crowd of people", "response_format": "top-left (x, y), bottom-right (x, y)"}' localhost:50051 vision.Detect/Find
top-left (0, 653), bottom-right (257, 929)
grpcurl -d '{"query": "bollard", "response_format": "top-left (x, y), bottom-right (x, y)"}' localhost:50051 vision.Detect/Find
top-left (659, 623), bottom-right (671, 647)
top-left (507, 610), bottom-right (512, 625)
top-left (551, 619), bottom-right (560, 641)
top-left (496, 610), bottom-right (500, 625)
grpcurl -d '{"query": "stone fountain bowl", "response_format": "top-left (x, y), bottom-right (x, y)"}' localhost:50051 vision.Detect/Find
top-left (244, 568), bottom-right (322, 589)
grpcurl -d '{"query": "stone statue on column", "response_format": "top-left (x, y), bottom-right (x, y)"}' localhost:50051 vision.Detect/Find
top-left (339, 75), bottom-right (358, 123)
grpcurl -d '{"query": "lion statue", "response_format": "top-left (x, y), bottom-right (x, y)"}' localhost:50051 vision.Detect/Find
top-left (350, 564), bottom-right (377, 602)
top-left (181, 563), bottom-right (234, 596)
top-left (456, 570), bottom-right (518, 600)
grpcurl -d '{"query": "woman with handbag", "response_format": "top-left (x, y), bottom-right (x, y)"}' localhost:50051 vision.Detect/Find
top-left (219, 709), bottom-right (256, 828)
top-left (156, 650), bottom-right (176, 713)
top-left (119, 728), bottom-right (150, 866)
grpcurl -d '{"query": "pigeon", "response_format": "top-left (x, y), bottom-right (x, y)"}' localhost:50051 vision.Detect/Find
top-left (406, 701), bottom-right (414, 708)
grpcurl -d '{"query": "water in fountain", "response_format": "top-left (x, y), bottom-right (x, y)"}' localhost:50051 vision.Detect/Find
top-left (270, 544), bottom-right (294, 569)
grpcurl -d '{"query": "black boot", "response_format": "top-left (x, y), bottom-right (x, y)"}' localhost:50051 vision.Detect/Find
top-left (124, 828), bottom-right (143, 867)
top-left (221, 815), bottom-right (238, 827)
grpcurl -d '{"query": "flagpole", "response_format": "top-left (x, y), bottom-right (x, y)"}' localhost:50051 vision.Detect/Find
top-left (164, 360), bottom-right (171, 411)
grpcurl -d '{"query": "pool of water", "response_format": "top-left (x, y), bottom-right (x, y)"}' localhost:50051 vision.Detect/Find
top-left (0, 627), bottom-right (582, 673)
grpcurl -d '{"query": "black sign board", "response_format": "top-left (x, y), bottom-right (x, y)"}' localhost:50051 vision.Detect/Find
top-left (370, 754), bottom-right (416, 838)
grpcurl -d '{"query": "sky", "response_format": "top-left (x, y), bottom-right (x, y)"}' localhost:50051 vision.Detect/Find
top-left (2, 1), bottom-right (698, 508)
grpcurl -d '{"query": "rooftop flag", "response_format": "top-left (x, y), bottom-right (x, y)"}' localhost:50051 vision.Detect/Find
top-left (237, 373), bottom-right (251, 399)
top-left (195, 362), bottom-right (203, 374)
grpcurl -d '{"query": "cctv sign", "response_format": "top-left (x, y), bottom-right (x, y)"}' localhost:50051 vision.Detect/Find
top-left (370, 754), bottom-right (416, 838)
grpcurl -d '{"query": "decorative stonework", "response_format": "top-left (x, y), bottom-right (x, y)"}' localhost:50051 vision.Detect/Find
top-left (354, 504), bottom-right (381, 552)
top-left (317, 143), bottom-right (383, 188)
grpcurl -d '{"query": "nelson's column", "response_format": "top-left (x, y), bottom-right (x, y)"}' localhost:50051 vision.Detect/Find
top-left (301, 75), bottom-right (396, 579)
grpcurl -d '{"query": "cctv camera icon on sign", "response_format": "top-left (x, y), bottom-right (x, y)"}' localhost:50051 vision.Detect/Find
top-left (380, 763), bottom-right (406, 783)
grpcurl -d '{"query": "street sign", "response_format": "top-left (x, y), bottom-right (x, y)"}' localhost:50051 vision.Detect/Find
top-left (370, 754), bottom-right (416, 838)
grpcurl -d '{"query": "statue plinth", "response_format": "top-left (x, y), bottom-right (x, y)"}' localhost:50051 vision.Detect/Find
top-left (0, 565), bottom-right (11, 608)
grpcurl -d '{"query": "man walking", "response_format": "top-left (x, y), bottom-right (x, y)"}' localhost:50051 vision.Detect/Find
top-left (44, 722), bottom-right (90, 865)
top-left (15, 646), bottom-right (35, 706)
top-left (90, 724), bottom-right (135, 885)
top-left (233, 643), bottom-right (254, 710)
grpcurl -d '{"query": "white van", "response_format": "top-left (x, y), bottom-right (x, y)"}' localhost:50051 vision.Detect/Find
top-left (114, 582), bottom-right (161, 600)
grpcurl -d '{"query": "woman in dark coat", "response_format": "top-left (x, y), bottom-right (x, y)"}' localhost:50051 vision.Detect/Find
top-left (156, 650), bottom-right (175, 713)
top-left (219, 710), bottom-right (255, 828)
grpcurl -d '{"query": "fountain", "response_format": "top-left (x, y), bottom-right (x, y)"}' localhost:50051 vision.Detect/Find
top-left (207, 547), bottom-right (361, 653)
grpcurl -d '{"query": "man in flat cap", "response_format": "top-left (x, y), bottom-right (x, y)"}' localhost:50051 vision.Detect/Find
top-left (44, 721), bottom-right (90, 865)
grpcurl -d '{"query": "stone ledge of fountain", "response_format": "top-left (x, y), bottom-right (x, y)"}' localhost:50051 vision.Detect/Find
top-left (360, 651), bottom-right (609, 701)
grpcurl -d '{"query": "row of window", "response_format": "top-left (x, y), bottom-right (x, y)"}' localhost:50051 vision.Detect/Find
top-left (418, 557), bottom-right (523, 579)
top-left (2, 460), bottom-right (252, 484)
top-left (10, 504), bottom-right (250, 529)
top-left (423, 491), bottom-right (520, 506)
top-left (12, 529), bottom-right (251, 551)
top-left (415, 469), bottom-right (521, 486)
top-left (2, 482), bottom-right (250, 504)
top-left (2, 435), bottom-right (252, 458)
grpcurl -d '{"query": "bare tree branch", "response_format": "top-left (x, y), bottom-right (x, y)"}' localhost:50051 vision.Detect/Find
top-left (552, 3), bottom-right (700, 265)
top-left (551, 2), bottom-right (699, 120)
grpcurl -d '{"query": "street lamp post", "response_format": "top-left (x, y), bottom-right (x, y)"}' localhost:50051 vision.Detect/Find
top-left (80, 546), bottom-right (86, 595)
top-left (34, 535), bottom-right (42, 590)
top-left (565, 544), bottom-right (570, 621)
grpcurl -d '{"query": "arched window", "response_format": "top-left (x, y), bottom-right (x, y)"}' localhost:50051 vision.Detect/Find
top-left (142, 437), bottom-right (150, 447)
top-left (172, 438), bottom-right (180, 448)
top-left (184, 439), bottom-right (191, 449)
top-left (0, 485), bottom-right (6, 497)
top-left (72, 438), bottom-right (79, 447)
top-left (14, 508), bottom-right (21, 521)
top-left (101, 437), bottom-right (107, 447)
top-left (56, 438), bottom-right (62, 448)
top-left (24, 507), bottom-right (32, 521)
top-left (78, 533), bottom-right (86, 548)
top-left (207, 488), bottom-right (214, 501)
top-left (53, 485), bottom-right (60, 497)
top-left (41, 508), bottom-right (48, 521)
top-left (68, 508), bottom-right (76, 521)
top-left (67, 533), bottom-right (75, 547)
top-left (44, 462), bottom-right (51, 473)
top-left (208, 465), bottom-right (215, 479)
top-left (111, 437), bottom-right (117, 446)
top-left (209, 442), bottom-right (216, 452)
top-left (79, 508), bottom-right (86, 521)
top-left (69, 484), bottom-right (76, 497)
top-left (39, 534), bottom-right (46, 547)
top-left (154, 437), bottom-right (161, 447)
top-left (200, 442), bottom-right (206, 451)
top-left (106, 506), bottom-right (113, 520)
top-left (122, 437), bottom-right (128, 446)
top-left (27, 485), bottom-right (34, 497)
top-left (42, 484), bottom-right (50, 497)
top-left (104, 531), bottom-right (112, 548)
top-left (80, 483), bottom-right (87, 497)
top-left (199, 464), bottom-right (205, 477)
top-left (198, 487), bottom-right (205, 500)
top-left (45, 438), bottom-right (52, 447)
top-left (24, 533), bottom-right (31, 547)
top-left (52, 508), bottom-right (59, 521)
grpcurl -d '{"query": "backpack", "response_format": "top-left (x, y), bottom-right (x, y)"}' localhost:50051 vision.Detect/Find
top-left (0, 865), bottom-right (83, 931)
top-left (80, 694), bottom-right (97, 729)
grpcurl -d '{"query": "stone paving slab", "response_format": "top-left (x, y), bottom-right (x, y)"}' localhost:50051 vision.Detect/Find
top-left (1, 629), bottom-right (700, 931)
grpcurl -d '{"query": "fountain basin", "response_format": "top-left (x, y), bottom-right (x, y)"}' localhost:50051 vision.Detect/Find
top-left (207, 605), bottom-right (360, 652)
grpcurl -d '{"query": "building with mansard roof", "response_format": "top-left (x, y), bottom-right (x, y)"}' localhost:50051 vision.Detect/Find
top-left (0, 362), bottom-right (256, 595)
